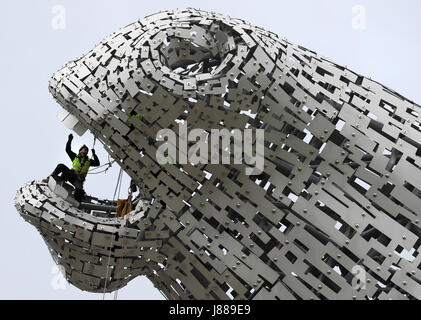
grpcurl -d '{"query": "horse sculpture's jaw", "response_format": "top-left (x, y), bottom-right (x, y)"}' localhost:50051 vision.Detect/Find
top-left (15, 8), bottom-right (421, 300)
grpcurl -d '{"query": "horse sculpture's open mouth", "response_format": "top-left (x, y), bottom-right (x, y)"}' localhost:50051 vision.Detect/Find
top-left (15, 8), bottom-right (421, 300)
top-left (15, 177), bottom-right (153, 292)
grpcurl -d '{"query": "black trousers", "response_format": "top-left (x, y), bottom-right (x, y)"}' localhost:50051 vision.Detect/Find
top-left (52, 164), bottom-right (85, 201)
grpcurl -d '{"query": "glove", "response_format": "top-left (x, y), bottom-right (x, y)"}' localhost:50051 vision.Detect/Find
top-left (91, 149), bottom-right (96, 155)
top-left (68, 134), bottom-right (73, 141)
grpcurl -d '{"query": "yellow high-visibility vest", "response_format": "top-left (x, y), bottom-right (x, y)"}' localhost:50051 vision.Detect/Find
top-left (72, 157), bottom-right (90, 178)
top-left (128, 113), bottom-right (143, 121)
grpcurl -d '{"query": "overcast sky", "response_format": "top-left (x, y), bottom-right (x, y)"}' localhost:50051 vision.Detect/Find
top-left (1, 0), bottom-right (420, 300)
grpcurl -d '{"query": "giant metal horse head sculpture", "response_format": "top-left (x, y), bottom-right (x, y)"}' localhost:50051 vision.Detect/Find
top-left (15, 8), bottom-right (421, 300)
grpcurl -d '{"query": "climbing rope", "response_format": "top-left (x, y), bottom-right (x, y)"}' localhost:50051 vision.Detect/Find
top-left (112, 167), bottom-right (124, 301)
top-left (102, 166), bottom-right (123, 300)
top-left (87, 135), bottom-right (126, 300)
top-left (87, 160), bottom-right (116, 175)
top-left (88, 144), bottom-right (116, 175)
top-left (113, 182), bottom-right (134, 301)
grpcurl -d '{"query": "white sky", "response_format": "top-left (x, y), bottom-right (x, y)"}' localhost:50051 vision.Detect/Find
top-left (1, 0), bottom-right (420, 299)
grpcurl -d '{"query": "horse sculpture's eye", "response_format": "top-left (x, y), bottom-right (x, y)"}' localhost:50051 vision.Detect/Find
top-left (15, 8), bottom-right (421, 300)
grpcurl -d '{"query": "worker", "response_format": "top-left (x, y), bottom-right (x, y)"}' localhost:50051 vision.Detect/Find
top-left (42, 134), bottom-right (100, 202)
